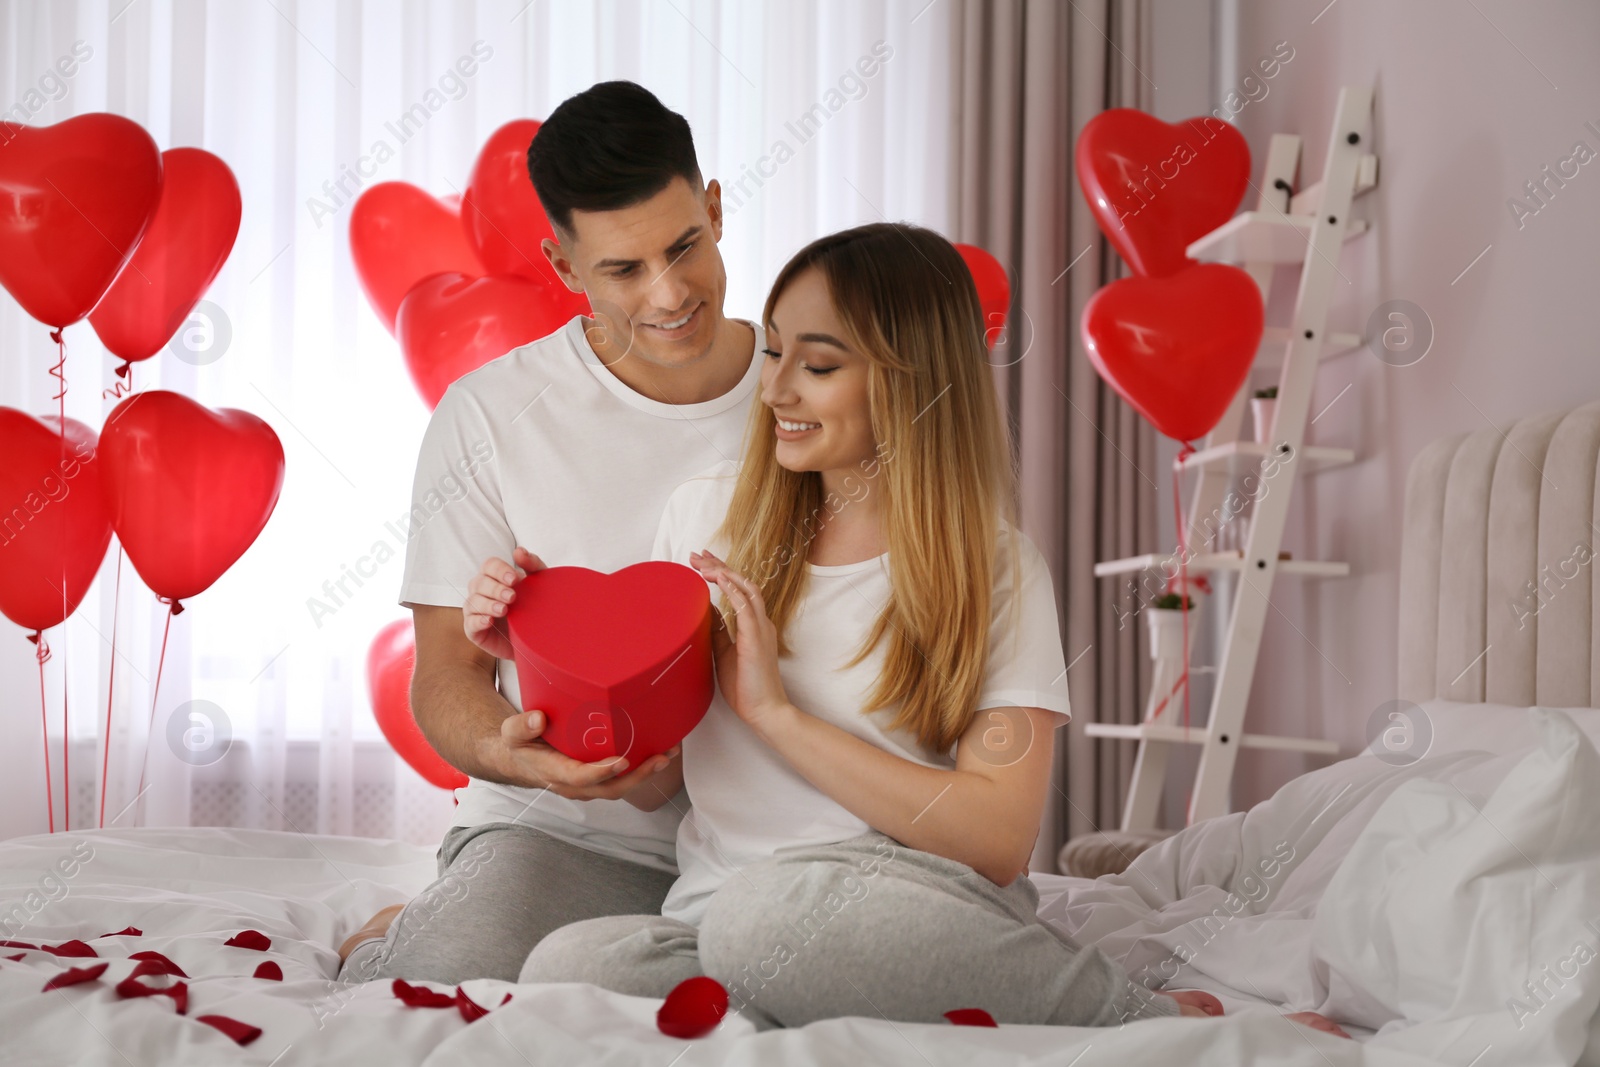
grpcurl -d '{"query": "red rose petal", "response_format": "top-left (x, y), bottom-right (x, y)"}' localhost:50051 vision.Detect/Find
top-left (5, 954), bottom-right (24, 962)
top-left (223, 930), bottom-right (271, 951)
top-left (499, 993), bottom-right (512, 1006)
top-left (656, 976), bottom-right (729, 1039)
top-left (196, 1014), bottom-right (262, 1046)
top-left (128, 951), bottom-right (188, 978)
top-left (99, 927), bottom-right (143, 938)
top-left (253, 961), bottom-right (283, 981)
top-left (944, 1008), bottom-right (998, 1027)
top-left (41, 940), bottom-right (97, 958)
top-left (455, 987), bottom-right (489, 1022)
top-left (0, 940), bottom-right (38, 950)
top-left (112, 974), bottom-right (157, 997)
top-left (116, 973), bottom-right (189, 1015)
top-left (41, 962), bottom-right (110, 991)
top-left (392, 978), bottom-right (456, 1009)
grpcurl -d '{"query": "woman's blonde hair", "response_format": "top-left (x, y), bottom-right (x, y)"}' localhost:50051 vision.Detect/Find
top-left (717, 222), bottom-right (1021, 753)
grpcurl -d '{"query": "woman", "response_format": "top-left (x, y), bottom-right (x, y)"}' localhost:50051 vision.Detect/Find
top-left (466, 223), bottom-right (1346, 1036)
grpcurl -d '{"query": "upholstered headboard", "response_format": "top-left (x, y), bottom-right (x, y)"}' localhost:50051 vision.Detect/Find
top-left (1399, 402), bottom-right (1600, 707)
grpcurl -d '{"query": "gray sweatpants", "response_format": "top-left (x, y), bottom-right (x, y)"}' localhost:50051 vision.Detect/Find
top-left (339, 821), bottom-right (676, 985)
top-left (519, 832), bottom-right (1181, 1029)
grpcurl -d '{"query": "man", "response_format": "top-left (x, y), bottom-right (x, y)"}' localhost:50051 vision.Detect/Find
top-left (339, 80), bottom-right (763, 984)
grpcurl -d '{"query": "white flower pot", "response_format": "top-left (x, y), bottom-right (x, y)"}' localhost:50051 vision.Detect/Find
top-left (1146, 605), bottom-right (1200, 662)
top-left (1251, 397), bottom-right (1277, 444)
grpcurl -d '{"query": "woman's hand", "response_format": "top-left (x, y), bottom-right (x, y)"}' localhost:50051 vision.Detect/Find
top-left (689, 549), bottom-right (794, 737)
top-left (1162, 991), bottom-right (1348, 1038)
top-left (1162, 990), bottom-right (1224, 1017)
top-left (1285, 1011), bottom-right (1351, 1038)
top-left (463, 547), bottom-right (544, 660)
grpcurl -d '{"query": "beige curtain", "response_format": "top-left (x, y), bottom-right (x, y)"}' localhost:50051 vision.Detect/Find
top-left (951, 0), bottom-right (1161, 868)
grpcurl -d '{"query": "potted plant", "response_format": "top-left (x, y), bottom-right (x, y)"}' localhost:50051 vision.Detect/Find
top-left (1252, 385), bottom-right (1278, 444)
top-left (1146, 592), bottom-right (1194, 662)
top-left (1145, 573), bottom-right (1209, 662)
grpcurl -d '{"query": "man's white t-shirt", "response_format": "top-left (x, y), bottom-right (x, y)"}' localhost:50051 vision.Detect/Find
top-left (650, 459), bottom-right (1074, 924)
top-left (399, 316), bottom-right (766, 875)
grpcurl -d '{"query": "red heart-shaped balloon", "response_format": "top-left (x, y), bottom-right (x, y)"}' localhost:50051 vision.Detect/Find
top-left (0, 410), bottom-right (112, 631)
top-left (367, 619), bottom-right (468, 790)
top-left (1081, 262), bottom-right (1263, 443)
top-left (506, 563), bottom-right (714, 766)
top-left (99, 391), bottom-right (285, 603)
top-left (1076, 109), bottom-right (1251, 278)
top-left (89, 148), bottom-right (241, 364)
top-left (0, 114), bottom-right (163, 327)
top-left (460, 119), bottom-right (589, 318)
top-left (395, 272), bottom-right (576, 409)
top-left (657, 976), bottom-right (729, 1039)
top-left (350, 182), bottom-right (485, 336)
top-left (954, 243), bottom-right (1010, 349)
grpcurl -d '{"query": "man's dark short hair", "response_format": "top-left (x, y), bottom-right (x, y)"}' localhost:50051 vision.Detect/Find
top-left (527, 80), bottom-right (701, 235)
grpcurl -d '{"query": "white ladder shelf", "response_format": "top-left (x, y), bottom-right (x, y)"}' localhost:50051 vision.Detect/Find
top-left (1085, 85), bottom-right (1378, 831)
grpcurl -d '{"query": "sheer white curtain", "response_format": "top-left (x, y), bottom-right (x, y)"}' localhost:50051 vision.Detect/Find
top-left (0, 0), bottom-right (963, 844)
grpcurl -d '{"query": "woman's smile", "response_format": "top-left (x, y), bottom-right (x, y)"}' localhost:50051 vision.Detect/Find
top-left (774, 417), bottom-right (822, 440)
top-left (760, 268), bottom-right (876, 472)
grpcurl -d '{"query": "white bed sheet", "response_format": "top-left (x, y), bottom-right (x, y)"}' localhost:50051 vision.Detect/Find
top-left (3, 709), bottom-right (1599, 1066)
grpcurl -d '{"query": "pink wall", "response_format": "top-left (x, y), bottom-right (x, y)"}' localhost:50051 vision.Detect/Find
top-left (1146, 0), bottom-right (1600, 815)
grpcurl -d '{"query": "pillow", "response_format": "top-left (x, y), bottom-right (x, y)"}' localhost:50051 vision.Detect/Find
top-left (1360, 699), bottom-right (1600, 763)
top-left (1316, 708), bottom-right (1600, 1062)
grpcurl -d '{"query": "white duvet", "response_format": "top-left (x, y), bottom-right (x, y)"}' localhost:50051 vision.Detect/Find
top-left (2, 708), bottom-right (1598, 1066)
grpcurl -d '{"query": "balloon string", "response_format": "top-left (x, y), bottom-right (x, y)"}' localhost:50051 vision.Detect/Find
top-left (99, 547), bottom-right (124, 829)
top-left (48, 329), bottom-right (66, 402)
top-left (1170, 442), bottom-right (1198, 731)
top-left (31, 632), bottom-right (55, 833)
top-left (62, 632), bottom-right (70, 832)
top-left (1146, 671), bottom-right (1189, 723)
top-left (102, 361), bottom-right (135, 401)
top-left (134, 602), bottom-right (177, 824)
top-left (50, 328), bottom-right (68, 829)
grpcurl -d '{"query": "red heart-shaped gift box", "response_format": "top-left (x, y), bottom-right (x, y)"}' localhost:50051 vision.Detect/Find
top-left (505, 562), bottom-right (714, 765)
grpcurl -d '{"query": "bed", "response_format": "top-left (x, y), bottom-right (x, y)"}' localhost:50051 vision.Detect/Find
top-left (5, 404), bottom-right (1600, 1066)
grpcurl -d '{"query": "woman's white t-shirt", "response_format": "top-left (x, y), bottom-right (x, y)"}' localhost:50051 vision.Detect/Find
top-left (651, 459), bottom-right (1073, 925)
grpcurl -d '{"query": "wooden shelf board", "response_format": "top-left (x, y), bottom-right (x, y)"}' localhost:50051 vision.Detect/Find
top-left (1083, 722), bottom-right (1340, 755)
top-left (1187, 211), bottom-right (1369, 265)
top-left (1175, 440), bottom-right (1354, 476)
top-left (1093, 553), bottom-right (1349, 578)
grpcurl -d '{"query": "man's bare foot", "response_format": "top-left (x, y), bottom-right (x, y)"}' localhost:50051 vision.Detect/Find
top-left (338, 904), bottom-right (404, 962)
top-left (1162, 990), bottom-right (1225, 1017)
top-left (1286, 1011), bottom-right (1351, 1038)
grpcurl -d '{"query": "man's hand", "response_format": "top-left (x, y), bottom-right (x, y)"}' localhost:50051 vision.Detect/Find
top-left (463, 547), bottom-right (545, 661)
top-left (497, 708), bottom-right (677, 800)
top-left (413, 603), bottom-right (676, 798)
